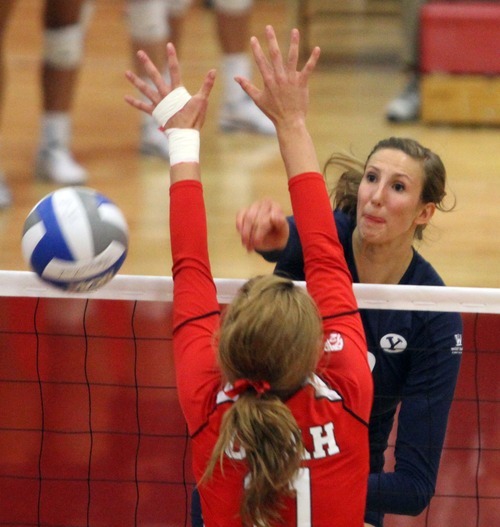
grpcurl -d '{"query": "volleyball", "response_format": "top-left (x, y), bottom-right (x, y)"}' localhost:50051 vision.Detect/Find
top-left (22, 187), bottom-right (129, 292)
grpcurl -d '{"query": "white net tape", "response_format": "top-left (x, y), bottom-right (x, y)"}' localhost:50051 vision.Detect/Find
top-left (1, 270), bottom-right (499, 314)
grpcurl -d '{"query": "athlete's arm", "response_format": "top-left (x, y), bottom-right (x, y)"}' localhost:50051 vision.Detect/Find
top-left (125, 43), bottom-right (220, 433)
top-left (365, 311), bottom-right (462, 524)
top-left (239, 27), bottom-right (371, 418)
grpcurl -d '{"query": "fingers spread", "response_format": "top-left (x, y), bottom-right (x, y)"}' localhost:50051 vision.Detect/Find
top-left (125, 70), bottom-right (157, 100)
top-left (137, 51), bottom-right (164, 89)
top-left (302, 45), bottom-right (321, 80)
top-left (235, 75), bottom-right (260, 105)
top-left (286, 28), bottom-right (300, 73)
top-left (198, 69), bottom-right (217, 100)
top-left (265, 25), bottom-right (285, 77)
top-left (166, 43), bottom-right (182, 88)
top-left (124, 93), bottom-right (153, 114)
top-left (250, 35), bottom-right (272, 82)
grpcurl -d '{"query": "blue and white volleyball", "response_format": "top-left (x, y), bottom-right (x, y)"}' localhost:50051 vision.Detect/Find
top-left (22, 187), bottom-right (129, 292)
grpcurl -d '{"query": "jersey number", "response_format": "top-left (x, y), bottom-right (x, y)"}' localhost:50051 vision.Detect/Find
top-left (245, 467), bottom-right (312, 526)
top-left (294, 467), bottom-right (312, 525)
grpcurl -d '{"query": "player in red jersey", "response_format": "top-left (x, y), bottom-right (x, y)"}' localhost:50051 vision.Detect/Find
top-left (125, 25), bottom-right (373, 527)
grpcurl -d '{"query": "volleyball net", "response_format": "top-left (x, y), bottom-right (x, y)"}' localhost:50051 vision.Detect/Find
top-left (0, 271), bottom-right (498, 527)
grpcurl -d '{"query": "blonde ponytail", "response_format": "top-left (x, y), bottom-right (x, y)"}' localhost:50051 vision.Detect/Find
top-left (203, 393), bottom-right (304, 527)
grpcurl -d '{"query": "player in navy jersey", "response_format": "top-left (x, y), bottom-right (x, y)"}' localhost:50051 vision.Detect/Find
top-left (236, 143), bottom-right (463, 526)
top-left (125, 25), bottom-right (373, 527)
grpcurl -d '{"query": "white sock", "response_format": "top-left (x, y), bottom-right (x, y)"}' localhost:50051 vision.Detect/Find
top-left (40, 112), bottom-right (71, 151)
top-left (222, 52), bottom-right (251, 105)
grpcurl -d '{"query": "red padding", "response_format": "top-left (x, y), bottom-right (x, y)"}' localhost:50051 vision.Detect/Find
top-left (420, 2), bottom-right (500, 74)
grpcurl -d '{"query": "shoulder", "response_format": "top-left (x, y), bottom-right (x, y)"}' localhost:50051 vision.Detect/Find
top-left (333, 209), bottom-right (355, 249)
top-left (333, 209), bottom-right (355, 231)
top-left (404, 250), bottom-right (446, 286)
top-left (287, 209), bottom-right (355, 256)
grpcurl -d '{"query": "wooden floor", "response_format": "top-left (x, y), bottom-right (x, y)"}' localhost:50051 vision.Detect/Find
top-left (1, 0), bottom-right (499, 288)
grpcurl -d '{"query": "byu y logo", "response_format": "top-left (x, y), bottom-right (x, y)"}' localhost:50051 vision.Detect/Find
top-left (380, 333), bottom-right (407, 353)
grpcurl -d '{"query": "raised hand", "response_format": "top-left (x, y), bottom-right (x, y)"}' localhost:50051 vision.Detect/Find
top-left (235, 26), bottom-right (321, 179)
top-left (234, 25), bottom-right (320, 130)
top-left (124, 43), bottom-right (216, 131)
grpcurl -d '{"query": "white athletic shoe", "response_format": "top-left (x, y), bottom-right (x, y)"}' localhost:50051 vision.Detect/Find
top-left (219, 97), bottom-right (276, 135)
top-left (0, 174), bottom-right (12, 209)
top-left (35, 147), bottom-right (87, 185)
top-left (386, 78), bottom-right (421, 122)
top-left (140, 122), bottom-right (170, 160)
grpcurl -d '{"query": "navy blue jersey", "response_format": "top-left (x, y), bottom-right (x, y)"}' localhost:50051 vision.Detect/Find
top-left (263, 210), bottom-right (463, 527)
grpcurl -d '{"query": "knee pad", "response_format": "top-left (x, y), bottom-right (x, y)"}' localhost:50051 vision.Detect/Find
top-left (43, 24), bottom-right (84, 69)
top-left (126, 0), bottom-right (169, 42)
top-left (214, 0), bottom-right (252, 15)
top-left (169, 0), bottom-right (192, 18)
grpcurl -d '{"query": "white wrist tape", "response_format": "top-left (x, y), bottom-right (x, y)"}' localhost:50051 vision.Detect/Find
top-left (166, 129), bottom-right (200, 166)
top-left (152, 87), bottom-right (192, 130)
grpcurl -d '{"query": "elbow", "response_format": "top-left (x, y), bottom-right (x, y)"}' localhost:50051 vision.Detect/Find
top-left (368, 472), bottom-right (436, 517)
top-left (403, 488), bottom-right (435, 516)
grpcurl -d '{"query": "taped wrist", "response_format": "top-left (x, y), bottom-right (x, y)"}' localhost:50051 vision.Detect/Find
top-left (166, 129), bottom-right (200, 166)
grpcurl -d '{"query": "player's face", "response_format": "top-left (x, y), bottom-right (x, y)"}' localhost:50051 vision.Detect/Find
top-left (356, 148), bottom-right (435, 246)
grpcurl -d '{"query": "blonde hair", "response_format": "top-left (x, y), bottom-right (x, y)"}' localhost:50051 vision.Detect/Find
top-left (203, 274), bottom-right (323, 527)
top-left (324, 137), bottom-right (455, 240)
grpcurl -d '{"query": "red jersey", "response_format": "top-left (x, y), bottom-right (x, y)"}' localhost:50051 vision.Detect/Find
top-left (170, 173), bottom-right (373, 527)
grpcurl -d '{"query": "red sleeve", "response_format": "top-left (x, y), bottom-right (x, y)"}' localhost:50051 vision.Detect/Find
top-left (289, 173), bottom-right (372, 420)
top-left (169, 180), bottom-right (221, 435)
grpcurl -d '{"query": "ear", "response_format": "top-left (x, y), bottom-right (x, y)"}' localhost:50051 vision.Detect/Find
top-left (414, 202), bottom-right (436, 226)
